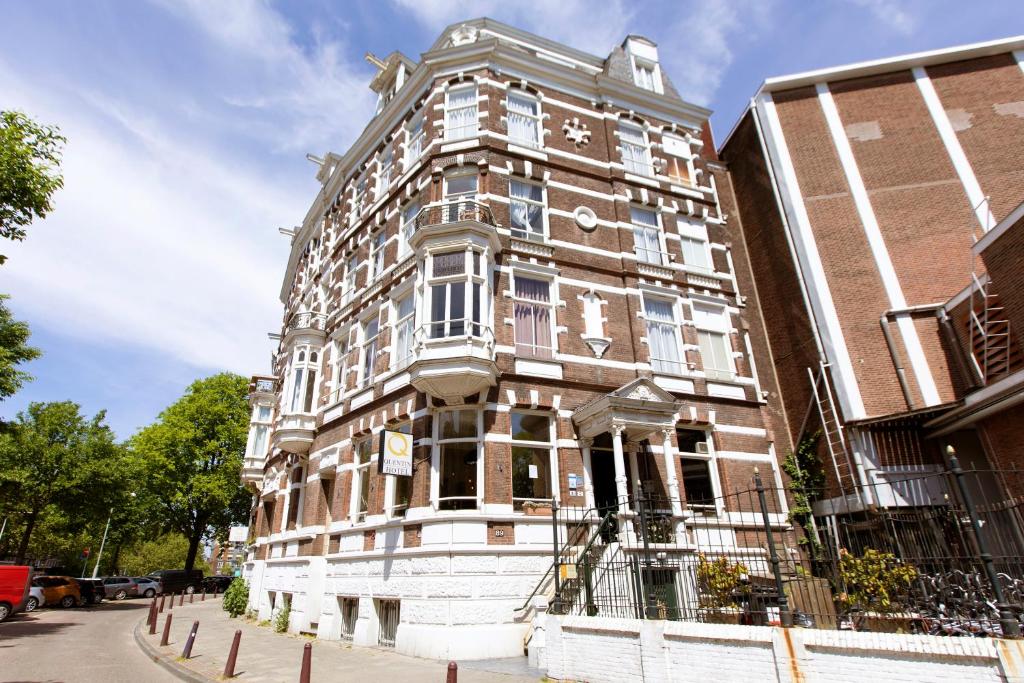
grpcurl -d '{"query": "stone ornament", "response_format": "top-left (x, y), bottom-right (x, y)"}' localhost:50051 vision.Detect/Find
top-left (574, 206), bottom-right (598, 232)
top-left (628, 385), bottom-right (656, 401)
top-left (562, 117), bottom-right (591, 148)
top-left (450, 24), bottom-right (479, 46)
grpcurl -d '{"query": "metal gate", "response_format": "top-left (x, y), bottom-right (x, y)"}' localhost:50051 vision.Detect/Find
top-left (377, 599), bottom-right (400, 648)
top-left (340, 598), bottom-right (358, 641)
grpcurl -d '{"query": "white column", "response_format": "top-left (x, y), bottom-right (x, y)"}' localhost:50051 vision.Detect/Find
top-left (580, 438), bottom-right (595, 509)
top-left (627, 443), bottom-right (641, 504)
top-left (661, 429), bottom-right (683, 517)
top-left (611, 425), bottom-right (630, 517)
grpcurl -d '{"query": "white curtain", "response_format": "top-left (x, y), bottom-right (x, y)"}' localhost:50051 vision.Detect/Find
top-left (514, 277), bottom-right (552, 358)
top-left (634, 227), bottom-right (662, 264)
top-left (446, 87), bottom-right (478, 139)
top-left (645, 299), bottom-right (681, 373)
top-left (510, 181), bottom-right (543, 237)
top-left (507, 94), bottom-right (539, 146)
top-left (619, 124), bottom-right (650, 175)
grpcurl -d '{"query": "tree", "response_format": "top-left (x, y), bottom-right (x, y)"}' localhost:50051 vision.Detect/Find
top-left (0, 110), bottom-right (65, 262)
top-left (131, 373), bottom-right (251, 573)
top-left (0, 295), bottom-right (41, 401)
top-left (118, 533), bottom-right (192, 576)
top-left (0, 401), bottom-right (123, 564)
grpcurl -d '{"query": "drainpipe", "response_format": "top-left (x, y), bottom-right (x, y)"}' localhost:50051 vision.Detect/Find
top-left (879, 313), bottom-right (917, 411)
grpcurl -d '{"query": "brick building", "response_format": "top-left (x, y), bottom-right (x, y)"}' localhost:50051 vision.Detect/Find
top-left (239, 18), bottom-right (789, 659)
top-left (720, 38), bottom-right (1024, 519)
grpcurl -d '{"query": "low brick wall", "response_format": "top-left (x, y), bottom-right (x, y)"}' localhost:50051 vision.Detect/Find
top-left (542, 614), bottom-right (1024, 682)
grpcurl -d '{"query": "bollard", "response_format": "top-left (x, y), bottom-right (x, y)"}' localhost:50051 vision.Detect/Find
top-left (159, 593), bottom-right (166, 613)
top-left (189, 591), bottom-right (194, 604)
top-left (299, 642), bottom-right (312, 683)
top-left (223, 629), bottom-right (242, 678)
top-left (148, 597), bottom-right (158, 629)
top-left (446, 661), bottom-right (457, 683)
top-left (181, 620), bottom-right (199, 659)
top-left (160, 613), bottom-right (173, 647)
top-left (201, 588), bottom-right (207, 602)
top-left (179, 592), bottom-right (185, 607)
top-left (169, 593), bottom-right (174, 611)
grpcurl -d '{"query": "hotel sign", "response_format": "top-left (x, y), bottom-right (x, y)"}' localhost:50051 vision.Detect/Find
top-left (378, 430), bottom-right (413, 477)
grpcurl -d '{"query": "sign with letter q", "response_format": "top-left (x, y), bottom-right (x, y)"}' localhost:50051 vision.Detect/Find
top-left (378, 430), bottom-right (413, 477)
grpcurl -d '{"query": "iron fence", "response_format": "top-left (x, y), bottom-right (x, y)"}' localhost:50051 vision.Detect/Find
top-left (544, 460), bottom-right (1024, 637)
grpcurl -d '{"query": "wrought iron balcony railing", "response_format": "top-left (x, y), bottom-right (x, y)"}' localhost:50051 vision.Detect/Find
top-left (414, 200), bottom-right (495, 231)
top-left (286, 311), bottom-right (327, 334)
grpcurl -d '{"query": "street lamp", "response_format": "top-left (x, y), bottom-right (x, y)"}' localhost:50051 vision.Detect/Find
top-left (91, 492), bottom-right (135, 578)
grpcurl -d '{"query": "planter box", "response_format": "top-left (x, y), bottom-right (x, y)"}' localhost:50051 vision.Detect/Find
top-left (524, 506), bottom-right (553, 517)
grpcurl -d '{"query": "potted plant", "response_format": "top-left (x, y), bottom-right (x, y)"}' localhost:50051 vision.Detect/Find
top-left (696, 553), bottom-right (749, 624)
top-left (837, 548), bottom-right (917, 633)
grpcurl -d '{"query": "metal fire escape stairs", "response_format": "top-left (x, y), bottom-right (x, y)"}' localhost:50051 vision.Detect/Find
top-left (806, 361), bottom-right (862, 507)
top-left (969, 273), bottom-right (1014, 384)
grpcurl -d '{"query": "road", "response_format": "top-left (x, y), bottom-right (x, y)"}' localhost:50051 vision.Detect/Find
top-left (0, 598), bottom-right (175, 683)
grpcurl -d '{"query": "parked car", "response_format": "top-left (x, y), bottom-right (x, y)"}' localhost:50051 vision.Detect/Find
top-left (202, 575), bottom-right (234, 593)
top-left (148, 569), bottom-right (203, 595)
top-left (101, 576), bottom-right (138, 600)
top-left (26, 585), bottom-right (45, 612)
top-left (0, 565), bottom-right (32, 622)
top-left (75, 578), bottom-right (104, 605)
top-left (132, 576), bottom-right (160, 598)
top-left (31, 576), bottom-right (81, 609)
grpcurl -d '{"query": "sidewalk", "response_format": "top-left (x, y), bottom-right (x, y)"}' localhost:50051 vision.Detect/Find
top-left (134, 596), bottom-right (542, 682)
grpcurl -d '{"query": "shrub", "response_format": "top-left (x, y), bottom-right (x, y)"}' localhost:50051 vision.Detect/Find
top-left (273, 602), bottom-right (291, 633)
top-left (696, 553), bottom-right (749, 608)
top-left (837, 548), bottom-right (917, 614)
top-left (222, 578), bottom-right (249, 618)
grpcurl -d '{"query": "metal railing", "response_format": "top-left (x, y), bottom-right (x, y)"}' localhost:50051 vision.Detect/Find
top-left (414, 200), bottom-right (495, 230)
top-left (286, 311), bottom-right (327, 334)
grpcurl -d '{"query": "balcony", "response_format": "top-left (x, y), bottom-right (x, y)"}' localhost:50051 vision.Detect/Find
top-left (410, 200), bottom-right (501, 253)
top-left (241, 458), bottom-right (264, 486)
top-left (271, 413), bottom-right (316, 454)
top-left (284, 311), bottom-right (327, 346)
top-left (408, 322), bottom-right (497, 404)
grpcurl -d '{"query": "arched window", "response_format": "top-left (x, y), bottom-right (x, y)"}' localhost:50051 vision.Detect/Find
top-left (288, 346), bottom-right (320, 413)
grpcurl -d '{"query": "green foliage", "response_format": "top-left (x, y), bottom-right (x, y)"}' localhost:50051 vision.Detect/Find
top-left (696, 553), bottom-right (749, 608)
top-left (781, 432), bottom-right (824, 555)
top-left (0, 110), bottom-right (65, 261)
top-left (837, 548), bottom-right (917, 614)
top-left (0, 295), bottom-right (41, 400)
top-left (130, 373), bottom-right (251, 573)
top-left (0, 401), bottom-right (126, 563)
top-left (223, 578), bottom-right (250, 618)
top-left (273, 601), bottom-right (291, 633)
top-left (118, 533), bottom-right (192, 576)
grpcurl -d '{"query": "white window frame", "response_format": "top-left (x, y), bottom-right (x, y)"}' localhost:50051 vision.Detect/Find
top-left (510, 271), bottom-right (556, 359)
top-left (405, 115), bottom-right (425, 167)
top-left (287, 345), bottom-right (321, 414)
top-left (327, 336), bottom-right (349, 405)
top-left (631, 56), bottom-right (662, 94)
top-left (510, 410), bottom-right (558, 510)
top-left (508, 179), bottom-right (548, 242)
top-left (247, 404), bottom-right (273, 459)
top-left (442, 170), bottom-right (478, 223)
top-left (369, 230), bottom-right (386, 280)
top-left (358, 312), bottom-right (381, 389)
top-left (377, 149), bottom-right (393, 196)
top-left (676, 427), bottom-right (724, 514)
top-left (350, 437), bottom-right (374, 522)
top-left (426, 246), bottom-right (486, 339)
top-left (399, 200), bottom-right (420, 258)
top-left (391, 292), bottom-right (416, 371)
top-left (431, 408), bottom-right (483, 511)
top-left (643, 295), bottom-right (685, 376)
top-left (619, 121), bottom-right (653, 177)
top-left (663, 133), bottom-right (696, 186)
top-left (343, 254), bottom-right (360, 306)
top-left (631, 207), bottom-right (667, 266)
top-left (444, 84), bottom-right (478, 141)
top-left (692, 301), bottom-right (735, 381)
top-left (506, 90), bottom-right (543, 148)
top-left (677, 218), bottom-right (713, 273)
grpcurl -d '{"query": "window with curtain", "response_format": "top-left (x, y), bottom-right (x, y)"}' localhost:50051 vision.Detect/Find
top-left (392, 294), bottom-right (415, 370)
top-left (429, 250), bottom-right (484, 339)
top-left (631, 208), bottom-right (664, 265)
top-left (619, 122), bottom-right (652, 176)
top-left (445, 85), bottom-right (478, 140)
top-left (405, 116), bottom-right (425, 166)
top-left (644, 296), bottom-right (683, 375)
top-left (437, 409), bottom-right (479, 510)
top-left (681, 237), bottom-right (711, 272)
top-left (377, 150), bottom-right (393, 195)
top-left (507, 92), bottom-right (541, 147)
top-left (370, 231), bottom-right (386, 279)
top-left (250, 424), bottom-right (268, 459)
top-left (400, 201), bottom-right (419, 257)
top-left (360, 317), bottom-right (379, 387)
top-left (353, 439), bottom-right (373, 520)
top-left (329, 338), bottom-right (348, 404)
top-left (343, 255), bottom-right (359, 305)
top-left (511, 412), bottom-right (553, 510)
top-left (692, 303), bottom-right (734, 380)
top-left (513, 276), bottom-right (553, 359)
top-left (663, 134), bottom-right (693, 185)
top-left (509, 180), bottom-right (545, 241)
top-left (353, 179), bottom-right (367, 217)
top-left (288, 346), bottom-right (320, 413)
top-left (443, 172), bottom-right (477, 223)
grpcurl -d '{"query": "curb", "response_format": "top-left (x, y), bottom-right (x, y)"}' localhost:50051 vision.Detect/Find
top-left (133, 612), bottom-right (213, 683)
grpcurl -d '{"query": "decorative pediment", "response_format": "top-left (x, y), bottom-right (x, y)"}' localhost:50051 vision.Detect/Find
top-left (610, 377), bottom-right (676, 404)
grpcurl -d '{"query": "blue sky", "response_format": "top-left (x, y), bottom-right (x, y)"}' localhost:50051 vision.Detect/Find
top-left (1, 0), bottom-right (1020, 438)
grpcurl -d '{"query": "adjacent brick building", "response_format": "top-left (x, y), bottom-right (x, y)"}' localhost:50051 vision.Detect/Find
top-left (721, 37), bottom-right (1024, 516)
top-left (239, 18), bottom-right (787, 659)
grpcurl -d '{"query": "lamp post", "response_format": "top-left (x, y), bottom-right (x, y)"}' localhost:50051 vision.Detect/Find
top-left (92, 492), bottom-right (135, 578)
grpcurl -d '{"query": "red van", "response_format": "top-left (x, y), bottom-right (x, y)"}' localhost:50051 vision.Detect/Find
top-left (0, 565), bottom-right (31, 622)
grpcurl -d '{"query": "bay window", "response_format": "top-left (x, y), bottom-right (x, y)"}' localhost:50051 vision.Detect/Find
top-left (513, 275), bottom-right (554, 359)
top-left (249, 404), bottom-right (272, 459)
top-left (445, 85), bottom-right (478, 141)
top-left (359, 316), bottom-right (380, 387)
top-left (632, 208), bottom-right (665, 265)
top-left (428, 249), bottom-right (485, 339)
top-left (435, 409), bottom-right (480, 510)
top-left (511, 411), bottom-right (554, 510)
top-left (507, 91), bottom-right (542, 147)
top-left (692, 302), bottom-right (734, 380)
top-left (509, 180), bottom-right (546, 242)
top-left (392, 293), bottom-right (416, 370)
top-left (619, 122), bottom-right (652, 176)
top-left (643, 296), bottom-right (684, 375)
top-left (288, 346), bottom-right (320, 413)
